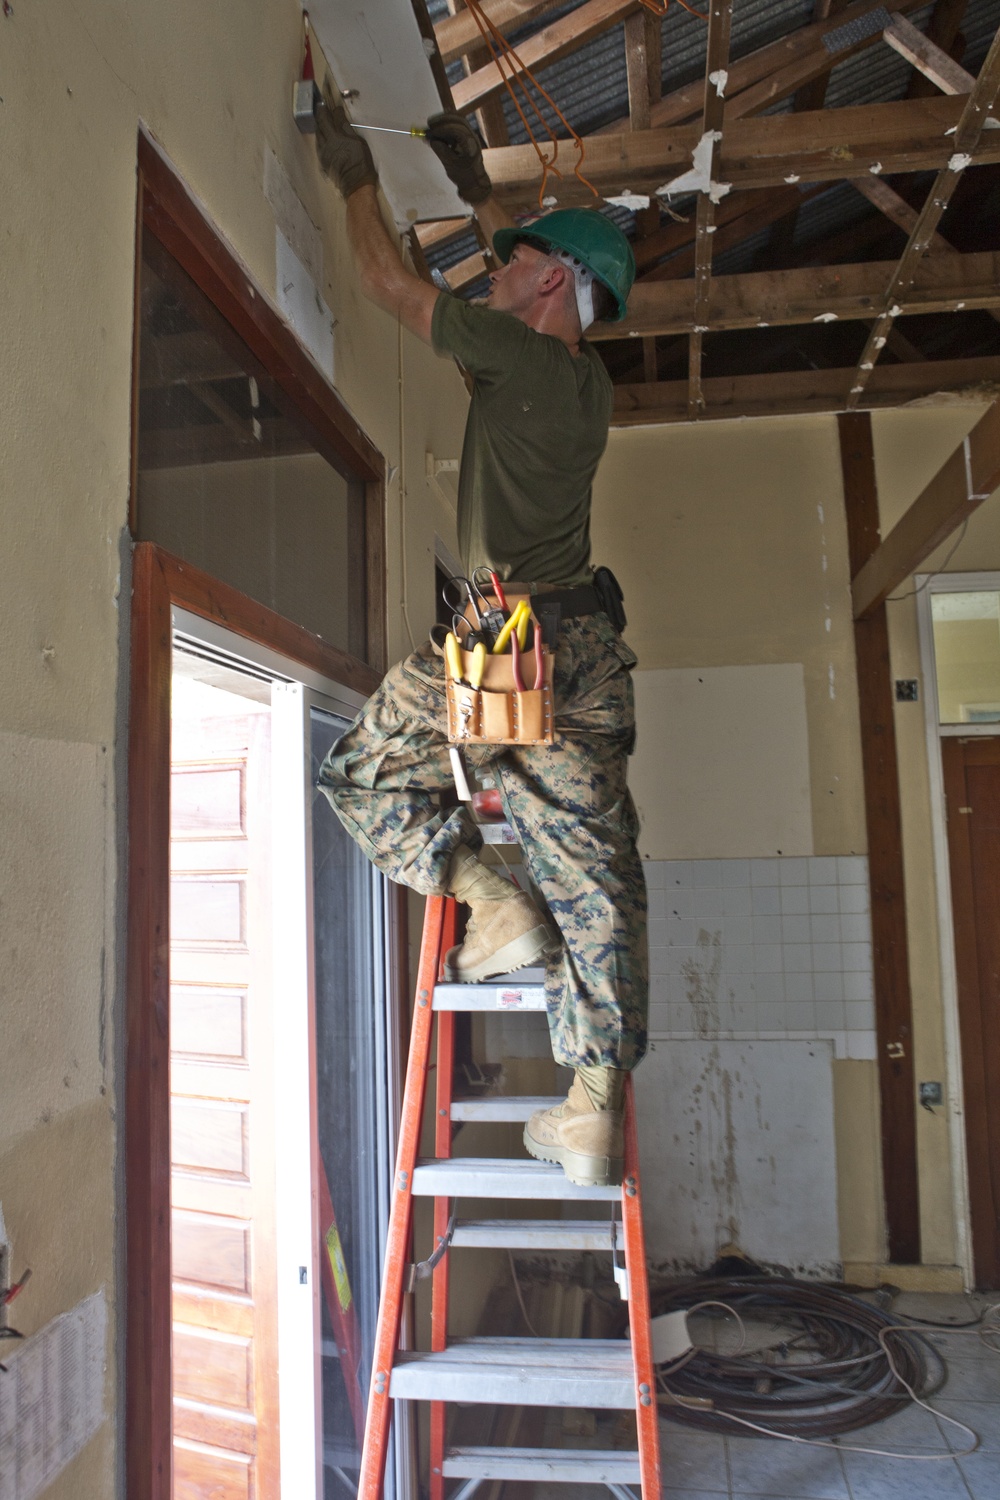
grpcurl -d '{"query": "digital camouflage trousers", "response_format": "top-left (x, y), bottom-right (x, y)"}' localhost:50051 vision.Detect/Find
top-left (317, 612), bottom-right (648, 1072)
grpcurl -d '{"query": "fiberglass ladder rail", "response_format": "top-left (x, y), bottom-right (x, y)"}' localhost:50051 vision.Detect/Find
top-left (357, 893), bottom-right (661, 1498)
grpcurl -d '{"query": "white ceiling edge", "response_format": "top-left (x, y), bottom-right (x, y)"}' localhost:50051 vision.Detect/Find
top-left (305, 0), bottom-right (467, 229)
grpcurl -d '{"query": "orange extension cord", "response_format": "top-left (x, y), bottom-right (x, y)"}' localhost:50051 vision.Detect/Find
top-left (463, 0), bottom-right (707, 210)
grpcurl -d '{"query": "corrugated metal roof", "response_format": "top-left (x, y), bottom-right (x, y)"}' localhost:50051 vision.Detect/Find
top-left (421, 0), bottom-right (1000, 286)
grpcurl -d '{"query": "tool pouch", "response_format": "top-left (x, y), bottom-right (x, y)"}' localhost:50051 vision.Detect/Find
top-left (444, 627), bottom-right (554, 747)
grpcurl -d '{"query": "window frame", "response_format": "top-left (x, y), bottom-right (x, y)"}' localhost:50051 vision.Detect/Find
top-left (127, 128), bottom-right (397, 1500)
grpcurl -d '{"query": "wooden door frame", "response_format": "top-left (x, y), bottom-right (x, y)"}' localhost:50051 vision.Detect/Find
top-left (128, 129), bottom-right (400, 1499)
top-left (941, 734), bottom-right (1000, 1288)
top-left (127, 545), bottom-right (394, 1500)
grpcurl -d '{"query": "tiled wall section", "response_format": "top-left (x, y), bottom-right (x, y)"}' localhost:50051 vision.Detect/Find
top-left (644, 856), bottom-right (875, 1060)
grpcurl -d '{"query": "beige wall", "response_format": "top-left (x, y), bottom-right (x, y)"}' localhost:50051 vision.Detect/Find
top-left (0, 1), bottom-right (465, 1493)
top-left (591, 403), bottom-right (1000, 1282)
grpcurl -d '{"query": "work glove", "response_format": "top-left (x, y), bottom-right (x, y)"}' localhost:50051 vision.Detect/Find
top-left (315, 95), bottom-right (379, 199)
top-left (426, 111), bottom-right (493, 206)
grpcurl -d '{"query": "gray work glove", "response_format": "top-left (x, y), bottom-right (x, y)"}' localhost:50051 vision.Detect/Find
top-left (315, 97), bottom-right (379, 198)
top-left (426, 111), bottom-right (493, 206)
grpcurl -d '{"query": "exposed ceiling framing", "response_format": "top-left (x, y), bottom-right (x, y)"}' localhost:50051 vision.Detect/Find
top-left (413, 0), bottom-right (1000, 423)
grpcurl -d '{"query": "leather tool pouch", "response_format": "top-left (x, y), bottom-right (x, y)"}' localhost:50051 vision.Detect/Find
top-left (445, 602), bottom-right (554, 747)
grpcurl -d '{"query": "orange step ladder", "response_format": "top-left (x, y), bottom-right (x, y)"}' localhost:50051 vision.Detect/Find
top-left (358, 892), bottom-right (661, 1498)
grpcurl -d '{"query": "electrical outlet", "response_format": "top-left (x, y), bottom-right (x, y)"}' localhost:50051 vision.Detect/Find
top-left (895, 679), bottom-right (919, 702)
top-left (919, 1081), bottom-right (943, 1107)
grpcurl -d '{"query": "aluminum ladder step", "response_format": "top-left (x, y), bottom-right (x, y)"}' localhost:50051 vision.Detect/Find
top-left (451, 1094), bottom-right (561, 1122)
top-left (452, 1217), bottom-right (615, 1251)
top-left (443, 1445), bottom-right (642, 1483)
top-left (412, 1156), bottom-right (622, 1201)
top-left (434, 971), bottom-right (545, 1011)
top-left (389, 1337), bottom-right (638, 1408)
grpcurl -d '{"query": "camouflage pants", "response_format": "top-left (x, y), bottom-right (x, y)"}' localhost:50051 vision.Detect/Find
top-left (317, 613), bottom-right (647, 1071)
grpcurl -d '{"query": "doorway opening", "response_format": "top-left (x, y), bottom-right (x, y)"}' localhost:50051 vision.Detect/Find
top-left (918, 572), bottom-right (1000, 1288)
top-left (167, 618), bottom-right (403, 1497)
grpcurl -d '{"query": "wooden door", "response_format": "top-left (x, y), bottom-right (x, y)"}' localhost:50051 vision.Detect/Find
top-left (942, 735), bottom-right (1000, 1288)
top-left (169, 704), bottom-right (281, 1497)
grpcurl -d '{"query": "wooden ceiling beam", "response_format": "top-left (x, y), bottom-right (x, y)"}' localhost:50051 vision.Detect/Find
top-left (847, 26), bottom-right (1000, 405)
top-left (640, 184), bottom-right (828, 282)
top-left (851, 398), bottom-right (1000, 618)
top-left (434, 0), bottom-right (561, 64)
top-left (451, 0), bottom-right (640, 114)
top-left (624, 9), bottom-right (661, 132)
top-left (609, 355), bottom-right (1000, 424)
top-left (445, 0), bottom-right (511, 145)
top-left (883, 10), bottom-right (976, 94)
top-left (587, 248), bottom-right (1000, 340)
top-left (595, 0), bottom-right (925, 133)
top-left (906, 0), bottom-right (967, 98)
top-left (482, 95), bottom-right (1000, 212)
top-left (689, 0), bottom-right (734, 418)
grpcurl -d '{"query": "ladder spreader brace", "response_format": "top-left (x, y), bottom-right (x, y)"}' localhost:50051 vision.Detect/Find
top-left (357, 893), bottom-right (662, 1498)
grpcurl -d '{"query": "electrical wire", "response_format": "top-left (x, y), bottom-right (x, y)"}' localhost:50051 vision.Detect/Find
top-left (885, 516), bottom-right (970, 603)
top-left (652, 1278), bottom-right (966, 1449)
top-left (464, 0), bottom-right (598, 209)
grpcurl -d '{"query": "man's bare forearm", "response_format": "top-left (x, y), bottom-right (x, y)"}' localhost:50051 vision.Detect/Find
top-left (345, 186), bottom-right (439, 344)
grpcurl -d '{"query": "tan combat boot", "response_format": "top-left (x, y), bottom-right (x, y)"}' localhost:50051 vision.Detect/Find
top-left (523, 1066), bottom-right (625, 1187)
top-left (443, 846), bottom-right (556, 982)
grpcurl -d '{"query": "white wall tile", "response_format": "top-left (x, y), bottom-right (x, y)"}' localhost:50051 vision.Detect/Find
top-left (640, 855), bottom-right (875, 1048)
top-left (839, 884), bottom-right (870, 914)
top-left (809, 885), bottom-right (839, 914)
top-left (752, 885), bottom-right (782, 915)
top-left (782, 915), bottom-right (812, 944)
top-left (751, 914), bottom-right (783, 945)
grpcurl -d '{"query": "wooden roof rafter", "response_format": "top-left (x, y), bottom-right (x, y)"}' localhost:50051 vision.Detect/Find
top-left (846, 24), bottom-right (1000, 405)
top-left (688, 0), bottom-right (734, 418)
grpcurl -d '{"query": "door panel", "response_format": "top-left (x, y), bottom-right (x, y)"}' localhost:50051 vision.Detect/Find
top-left (170, 707), bottom-right (280, 1496)
top-left (943, 735), bottom-right (1000, 1288)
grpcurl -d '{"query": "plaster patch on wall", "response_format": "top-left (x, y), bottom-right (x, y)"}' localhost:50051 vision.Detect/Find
top-left (630, 664), bottom-right (813, 859)
top-left (276, 231), bottom-right (335, 381)
top-left (0, 1288), bottom-right (107, 1497)
top-left (636, 1040), bottom-right (840, 1276)
top-left (0, 733), bottom-right (109, 1142)
top-left (263, 148), bottom-right (322, 286)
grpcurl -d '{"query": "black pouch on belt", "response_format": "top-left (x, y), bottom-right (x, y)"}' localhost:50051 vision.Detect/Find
top-left (593, 565), bottom-right (627, 634)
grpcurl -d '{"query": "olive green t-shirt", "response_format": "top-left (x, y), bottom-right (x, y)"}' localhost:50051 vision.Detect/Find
top-left (432, 293), bottom-right (613, 587)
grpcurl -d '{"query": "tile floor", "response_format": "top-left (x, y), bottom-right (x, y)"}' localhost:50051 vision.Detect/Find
top-left (523, 1293), bottom-right (1000, 1500)
top-left (657, 1293), bottom-right (1000, 1500)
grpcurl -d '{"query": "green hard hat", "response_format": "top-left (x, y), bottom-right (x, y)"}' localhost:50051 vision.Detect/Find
top-left (492, 209), bottom-right (635, 322)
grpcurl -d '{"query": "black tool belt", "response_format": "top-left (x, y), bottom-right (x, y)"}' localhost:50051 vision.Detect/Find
top-left (528, 567), bottom-right (627, 645)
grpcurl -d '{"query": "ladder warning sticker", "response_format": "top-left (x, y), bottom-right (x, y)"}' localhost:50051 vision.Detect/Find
top-left (498, 989), bottom-right (524, 1008)
top-left (326, 1223), bottom-right (353, 1312)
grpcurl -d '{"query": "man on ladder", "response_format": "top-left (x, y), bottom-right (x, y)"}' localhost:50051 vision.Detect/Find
top-left (315, 102), bottom-right (646, 1191)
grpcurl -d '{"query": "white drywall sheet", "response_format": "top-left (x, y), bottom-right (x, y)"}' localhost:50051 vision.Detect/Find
top-left (306, 0), bottom-right (464, 228)
top-left (630, 664), bottom-right (813, 860)
top-left (635, 1040), bottom-right (840, 1277)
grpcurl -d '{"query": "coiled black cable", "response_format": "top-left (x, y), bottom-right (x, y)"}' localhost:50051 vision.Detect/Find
top-left (652, 1278), bottom-right (944, 1438)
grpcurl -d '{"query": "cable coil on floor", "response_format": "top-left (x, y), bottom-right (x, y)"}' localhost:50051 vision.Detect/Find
top-left (652, 1278), bottom-right (944, 1438)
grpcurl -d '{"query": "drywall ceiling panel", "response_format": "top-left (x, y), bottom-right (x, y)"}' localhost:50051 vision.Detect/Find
top-left (305, 0), bottom-right (465, 228)
top-left (630, 663), bottom-right (813, 859)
